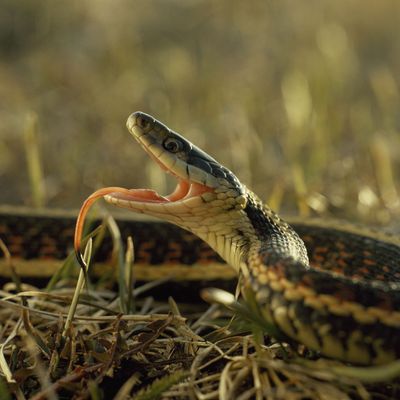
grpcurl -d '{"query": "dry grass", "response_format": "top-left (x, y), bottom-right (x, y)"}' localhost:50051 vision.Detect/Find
top-left (1, 1), bottom-right (400, 398)
top-left (0, 236), bottom-right (400, 399)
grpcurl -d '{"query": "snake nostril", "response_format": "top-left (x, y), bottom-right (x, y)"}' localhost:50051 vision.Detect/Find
top-left (137, 115), bottom-right (151, 130)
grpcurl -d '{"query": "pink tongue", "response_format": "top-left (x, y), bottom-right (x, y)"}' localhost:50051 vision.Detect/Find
top-left (110, 189), bottom-right (169, 203)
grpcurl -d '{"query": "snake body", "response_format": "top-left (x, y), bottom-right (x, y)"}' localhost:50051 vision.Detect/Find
top-left (2, 112), bottom-right (400, 365)
top-left (100, 112), bottom-right (400, 365)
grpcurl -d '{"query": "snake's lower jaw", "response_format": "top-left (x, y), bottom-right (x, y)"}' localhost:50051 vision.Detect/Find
top-left (105, 189), bottom-right (169, 204)
top-left (103, 181), bottom-right (214, 219)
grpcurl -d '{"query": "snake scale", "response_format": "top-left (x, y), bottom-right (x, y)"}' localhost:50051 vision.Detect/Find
top-left (2, 112), bottom-right (400, 365)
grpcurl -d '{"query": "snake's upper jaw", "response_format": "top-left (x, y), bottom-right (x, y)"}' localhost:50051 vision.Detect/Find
top-left (126, 112), bottom-right (243, 189)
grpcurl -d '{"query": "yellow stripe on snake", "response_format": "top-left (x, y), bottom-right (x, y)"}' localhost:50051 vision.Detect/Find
top-left (2, 112), bottom-right (400, 365)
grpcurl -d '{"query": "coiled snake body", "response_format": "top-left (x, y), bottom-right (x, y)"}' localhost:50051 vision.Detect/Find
top-left (97, 112), bottom-right (400, 365)
top-left (2, 112), bottom-right (400, 365)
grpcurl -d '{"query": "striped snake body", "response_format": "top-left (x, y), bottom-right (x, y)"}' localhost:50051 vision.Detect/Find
top-left (99, 112), bottom-right (400, 365)
top-left (2, 112), bottom-right (400, 365)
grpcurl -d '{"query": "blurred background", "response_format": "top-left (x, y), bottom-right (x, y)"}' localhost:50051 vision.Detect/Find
top-left (0, 0), bottom-right (399, 225)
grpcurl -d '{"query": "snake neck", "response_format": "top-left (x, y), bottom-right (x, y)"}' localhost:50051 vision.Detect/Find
top-left (179, 188), bottom-right (309, 275)
top-left (243, 193), bottom-right (309, 269)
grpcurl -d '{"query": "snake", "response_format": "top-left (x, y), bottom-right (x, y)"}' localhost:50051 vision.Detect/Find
top-left (2, 112), bottom-right (400, 365)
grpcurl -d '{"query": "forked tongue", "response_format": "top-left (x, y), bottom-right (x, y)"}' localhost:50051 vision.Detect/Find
top-left (74, 186), bottom-right (167, 268)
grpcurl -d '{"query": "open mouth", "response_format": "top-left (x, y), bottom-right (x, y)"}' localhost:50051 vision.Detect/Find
top-left (106, 179), bottom-right (212, 204)
top-left (73, 164), bottom-right (213, 259)
top-left (74, 110), bottom-right (217, 264)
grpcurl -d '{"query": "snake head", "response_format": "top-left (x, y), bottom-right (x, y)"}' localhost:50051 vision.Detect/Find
top-left (129, 112), bottom-right (243, 190)
top-left (103, 112), bottom-right (247, 224)
top-left (101, 112), bottom-right (251, 270)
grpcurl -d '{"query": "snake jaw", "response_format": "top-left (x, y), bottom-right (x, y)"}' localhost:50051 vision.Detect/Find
top-left (74, 179), bottom-right (213, 269)
top-left (100, 180), bottom-right (211, 204)
top-left (76, 111), bottom-right (243, 265)
top-left (76, 111), bottom-right (245, 271)
top-left (103, 180), bottom-right (214, 211)
top-left (102, 111), bottom-right (233, 215)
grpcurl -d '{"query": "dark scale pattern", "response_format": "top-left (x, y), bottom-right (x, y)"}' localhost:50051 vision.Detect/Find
top-left (2, 207), bottom-right (400, 362)
top-left (241, 201), bottom-right (400, 362)
top-left (249, 268), bottom-right (400, 362)
top-left (0, 213), bottom-right (224, 266)
top-left (241, 193), bottom-right (400, 315)
top-left (292, 224), bottom-right (400, 282)
top-left (263, 254), bottom-right (400, 310)
top-left (244, 194), bottom-right (309, 265)
top-left (1, 215), bottom-right (75, 259)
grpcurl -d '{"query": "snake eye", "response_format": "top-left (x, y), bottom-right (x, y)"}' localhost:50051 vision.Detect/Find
top-left (163, 137), bottom-right (183, 153)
